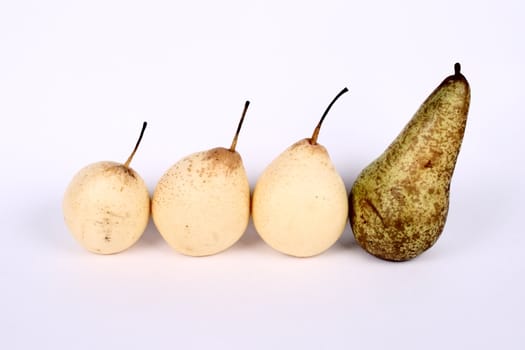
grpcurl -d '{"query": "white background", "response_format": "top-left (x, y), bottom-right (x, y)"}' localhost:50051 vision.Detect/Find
top-left (1, 0), bottom-right (524, 349)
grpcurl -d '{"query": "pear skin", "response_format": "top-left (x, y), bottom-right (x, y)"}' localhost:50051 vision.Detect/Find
top-left (152, 147), bottom-right (250, 256)
top-left (63, 162), bottom-right (150, 254)
top-left (252, 138), bottom-right (348, 257)
top-left (349, 63), bottom-right (470, 261)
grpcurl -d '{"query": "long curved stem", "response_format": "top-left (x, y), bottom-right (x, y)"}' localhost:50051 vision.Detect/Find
top-left (310, 87), bottom-right (349, 145)
top-left (124, 121), bottom-right (147, 168)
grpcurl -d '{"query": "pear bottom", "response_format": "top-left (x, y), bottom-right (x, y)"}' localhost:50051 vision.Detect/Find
top-left (349, 183), bottom-right (449, 262)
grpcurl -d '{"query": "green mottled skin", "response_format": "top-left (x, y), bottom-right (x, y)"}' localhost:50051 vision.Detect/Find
top-left (350, 65), bottom-right (470, 261)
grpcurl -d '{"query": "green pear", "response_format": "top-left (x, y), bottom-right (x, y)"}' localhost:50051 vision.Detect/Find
top-left (152, 102), bottom-right (251, 256)
top-left (63, 122), bottom-right (150, 254)
top-left (252, 88), bottom-right (349, 257)
top-left (349, 63), bottom-right (471, 261)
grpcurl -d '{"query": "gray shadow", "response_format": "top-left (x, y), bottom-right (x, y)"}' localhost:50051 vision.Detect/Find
top-left (236, 218), bottom-right (263, 248)
top-left (135, 218), bottom-right (165, 249)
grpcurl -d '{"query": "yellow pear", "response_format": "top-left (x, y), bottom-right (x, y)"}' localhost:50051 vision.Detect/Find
top-left (63, 122), bottom-right (150, 254)
top-left (349, 63), bottom-right (471, 261)
top-left (252, 89), bottom-right (349, 257)
top-left (152, 102), bottom-right (251, 256)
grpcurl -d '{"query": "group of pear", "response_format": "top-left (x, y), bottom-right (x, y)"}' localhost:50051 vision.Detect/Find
top-left (63, 63), bottom-right (471, 262)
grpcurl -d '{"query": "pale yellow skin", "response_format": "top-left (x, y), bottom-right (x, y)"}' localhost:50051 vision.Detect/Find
top-left (63, 161), bottom-right (150, 254)
top-left (252, 139), bottom-right (348, 257)
top-left (152, 148), bottom-right (250, 256)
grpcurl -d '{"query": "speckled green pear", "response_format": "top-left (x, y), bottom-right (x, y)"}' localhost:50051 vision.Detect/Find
top-left (349, 63), bottom-right (471, 261)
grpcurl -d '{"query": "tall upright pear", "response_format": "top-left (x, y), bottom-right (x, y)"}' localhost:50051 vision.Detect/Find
top-left (252, 88), bottom-right (349, 258)
top-left (349, 63), bottom-right (471, 261)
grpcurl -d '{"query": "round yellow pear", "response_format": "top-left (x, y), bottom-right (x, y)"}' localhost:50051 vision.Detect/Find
top-left (252, 89), bottom-right (349, 257)
top-left (152, 102), bottom-right (251, 256)
top-left (63, 122), bottom-right (150, 254)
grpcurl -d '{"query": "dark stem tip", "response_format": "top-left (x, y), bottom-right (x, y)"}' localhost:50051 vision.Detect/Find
top-left (454, 62), bottom-right (461, 75)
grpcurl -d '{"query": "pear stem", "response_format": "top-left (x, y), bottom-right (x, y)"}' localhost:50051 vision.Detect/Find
top-left (454, 62), bottom-right (461, 75)
top-left (124, 121), bottom-right (147, 168)
top-left (310, 87), bottom-right (349, 145)
top-left (229, 101), bottom-right (250, 152)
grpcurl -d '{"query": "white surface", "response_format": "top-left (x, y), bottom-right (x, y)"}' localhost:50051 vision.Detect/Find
top-left (1, 0), bottom-right (524, 349)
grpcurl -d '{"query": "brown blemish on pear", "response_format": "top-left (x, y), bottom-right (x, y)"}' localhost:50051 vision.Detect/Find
top-left (349, 63), bottom-right (471, 261)
top-left (203, 147), bottom-right (242, 172)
